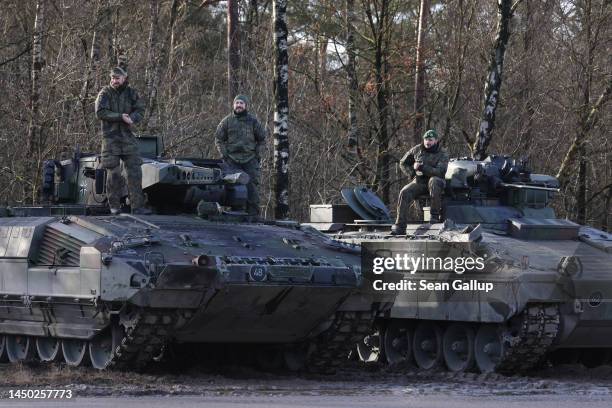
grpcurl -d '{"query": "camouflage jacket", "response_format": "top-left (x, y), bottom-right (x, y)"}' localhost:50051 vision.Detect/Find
top-left (94, 84), bottom-right (145, 138)
top-left (215, 112), bottom-right (267, 164)
top-left (399, 143), bottom-right (449, 181)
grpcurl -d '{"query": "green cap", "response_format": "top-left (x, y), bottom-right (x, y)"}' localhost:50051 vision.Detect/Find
top-left (233, 94), bottom-right (249, 106)
top-left (423, 129), bottom-right (438, 140)
top-left (110, 66), bottom-right (128, 77)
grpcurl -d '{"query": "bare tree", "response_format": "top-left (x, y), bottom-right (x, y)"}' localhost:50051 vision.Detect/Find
top-left (27, 0), bottom-right (46, 157)
top-left (273, 0), bottom-right (290, 219)
top-left (145, 0), bottom-right (160, 112)
top-left (413, 0), bottom-right (429, 144)
top-left (441, 0), bottom-right (475, 148)
top-left (556, 79), bottom-right (612, 185)
top-left (346, 0), bottom-right (359, 151)
top-left (228, 0), bottom-right (241, 103)
top-left (144, 0), bottom-right (179, 132)
top-left (472, 0), bottom-right (522, 160)
top-left (79, 0), bottom-right (106, 137)
top-left (364, 0), bottom-right (393, 203)
top-left (514, 0), bottom-right (536, 156)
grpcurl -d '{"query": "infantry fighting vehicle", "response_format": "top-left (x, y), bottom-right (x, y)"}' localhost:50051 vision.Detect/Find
top-left (308, 155), bottom-right (612, 373)
top-left (0, 136), bottom-right (380, 371)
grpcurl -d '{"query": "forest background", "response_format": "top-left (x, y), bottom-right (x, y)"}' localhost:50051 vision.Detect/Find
top-left (0, 0), bottom-right (609, 229)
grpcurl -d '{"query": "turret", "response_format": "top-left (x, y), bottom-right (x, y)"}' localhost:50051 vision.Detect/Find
top-left (445, 155), bottom-right (560, 210)
top-left (440, 155), bottom-right (576, 237)
top-left (307, 154), bottom-right (564, 234)
top-left (37, 136), bottom-right (250, 216)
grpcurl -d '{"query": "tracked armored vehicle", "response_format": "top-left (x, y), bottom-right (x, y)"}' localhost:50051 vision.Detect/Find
top-left (308, 155), bottom-right (612, 373)
top-left (0, 137), bottom-right (380, 371)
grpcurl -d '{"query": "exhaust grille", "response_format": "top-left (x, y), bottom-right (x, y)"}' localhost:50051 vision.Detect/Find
top-left (36, 226), bottom-right (84, 266)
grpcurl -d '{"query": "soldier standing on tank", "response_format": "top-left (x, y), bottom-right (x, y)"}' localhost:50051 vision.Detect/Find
top-left (215, 95), bottom-right (267, 216)
top-left (391, 129), bottom-right (449, 235)
top-left (95, 67), bottom-right (150, 215)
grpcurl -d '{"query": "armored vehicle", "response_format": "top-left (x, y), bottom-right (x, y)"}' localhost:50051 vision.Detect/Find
top-left (0, 136), bottom-right (380, 371)
top-left (308, 155), bottom-right (612, 373)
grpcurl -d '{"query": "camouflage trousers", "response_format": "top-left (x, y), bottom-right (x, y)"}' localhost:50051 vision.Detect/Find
top-left (227, 157), bottom-right (261, 216)
top-left (395, 176), bottom-right (445, 225)
top-left (100, 135), bottom-right (144, 210)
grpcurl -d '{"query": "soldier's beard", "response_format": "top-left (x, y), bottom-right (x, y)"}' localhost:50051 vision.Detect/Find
top-left (234, 108), bottom-right (247, 116)
top-left (110, 80), bottom-right (128, 91)
top-left (423, 142), bottom-right (439, 153)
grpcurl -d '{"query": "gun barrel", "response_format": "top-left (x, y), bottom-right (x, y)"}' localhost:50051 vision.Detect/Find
top-left (500, 183), bottom-right (560, 192)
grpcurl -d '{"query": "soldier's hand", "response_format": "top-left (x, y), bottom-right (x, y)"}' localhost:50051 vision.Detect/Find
top-left (122, 113), bottom-right (134, 125)
top-left (413, 162), bottom-right (423, 171)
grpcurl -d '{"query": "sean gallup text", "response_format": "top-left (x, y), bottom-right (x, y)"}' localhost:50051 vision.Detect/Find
top-left (372, 279), bottom-right (494, 293)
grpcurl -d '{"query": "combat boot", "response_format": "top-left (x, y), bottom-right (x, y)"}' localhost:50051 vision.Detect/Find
top-left (390, 224), bottom-right (406, 235)
top-left (110, 208), bottom-right (121, 215)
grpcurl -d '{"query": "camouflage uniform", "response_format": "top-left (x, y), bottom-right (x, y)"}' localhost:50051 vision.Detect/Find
top-left (215, 108), bottom-right (266, 215)
top-left (395, 143), bottom-right (449, 225)
top-left (95, 80), bottom-right (146, 211)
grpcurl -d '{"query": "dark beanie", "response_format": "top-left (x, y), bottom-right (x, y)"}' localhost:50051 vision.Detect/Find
top-left (423, 129), bottom-right (439, 140)
top-left (111, 66), bottom-right (128, 77)
top-left (233, 94), bottom-right (249, 106)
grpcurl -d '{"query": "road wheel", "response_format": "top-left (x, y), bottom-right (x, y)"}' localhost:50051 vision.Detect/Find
top-left (413, 322), bottom-right (442, 369)
top-left (62, 339), bottom-right (90, 367)
top-left (442, 323), bottom-right (475, 372)
top-left (36, 337), bottom-right (62, 362)
top-left (474, 324), bottom-right (504, 373)
top-left (89, 325), bottom-right (123, 370)
top-left (383, 320), bottom-right (412, 365)
top-left (6, 335), bottom-right (37, 362)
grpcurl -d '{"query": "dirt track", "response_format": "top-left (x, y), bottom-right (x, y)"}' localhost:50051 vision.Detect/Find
top-left (0, 362), bottom-right (611, 406)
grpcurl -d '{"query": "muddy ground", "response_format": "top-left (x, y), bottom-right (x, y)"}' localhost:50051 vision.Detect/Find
top-left (0, 361), bottom-right (611, 403)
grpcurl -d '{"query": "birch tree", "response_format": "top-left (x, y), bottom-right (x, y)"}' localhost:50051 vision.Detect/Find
top-left (79, 0), bottom-right (106, 136)
top-left (556, 79), bottom-right (612, 186)
top-left (273, 0), bottom-right (290, 219)
top-left (346, 0), bottom-right (359, 152)
top-left (145, 0), bottom-right (160, 114)
top-left (227, 0), bottom-right (241, 103)
top-left (27, 0), bottom-right (46, 157)
top-left (413, 0), bottom-right (429, 144)
top-left (471, 0), bottom-right (522, 160)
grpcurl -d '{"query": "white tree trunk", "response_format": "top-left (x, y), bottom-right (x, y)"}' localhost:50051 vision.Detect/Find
top-left (227, 0), bottom-right (241, 104)
top-left (346, 0), bottom-right (359, 151)
top-left (273, 0), bottom-right (290, 219)
top-left (472, 0), bottom-right (516, 160)
top-left (413, 0), bottom-right (429, 144)
top-left (28, 0), bottom-right (46, 156)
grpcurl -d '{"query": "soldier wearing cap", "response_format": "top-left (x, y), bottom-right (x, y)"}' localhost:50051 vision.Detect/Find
top-left (95, 67), bottom-right (150, 215)
top-left (215, 95), bottom-right (267, 216)
top-left (391, 129), bottom-right (449, 234)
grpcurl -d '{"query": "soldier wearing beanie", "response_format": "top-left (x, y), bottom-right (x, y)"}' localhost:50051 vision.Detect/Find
top-left (391, 129), bottom-right (449, 234)
top-left (215, 94), bottom-right (267, 217)
top-left (94, 66), bottom-right (150, 215)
